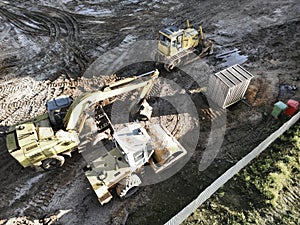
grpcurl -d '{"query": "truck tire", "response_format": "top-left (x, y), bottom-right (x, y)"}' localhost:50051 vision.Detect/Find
top-left (116, 174), bottom-right (142, 198)
top-left (42, 155), bottom-right (65, 170)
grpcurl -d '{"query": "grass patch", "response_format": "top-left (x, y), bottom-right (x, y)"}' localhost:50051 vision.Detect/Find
top-left (183, 122), bottom-right (300, 224)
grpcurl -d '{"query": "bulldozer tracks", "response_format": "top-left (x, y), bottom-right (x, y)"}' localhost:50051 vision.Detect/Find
top-left (21, 169), bottom-right (69, 218)
top-left (0, 79), bottom-right (70, 96)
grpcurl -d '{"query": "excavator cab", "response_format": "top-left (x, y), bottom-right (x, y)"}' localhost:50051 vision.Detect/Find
top-left (47, 95), bottom-right (73, 129)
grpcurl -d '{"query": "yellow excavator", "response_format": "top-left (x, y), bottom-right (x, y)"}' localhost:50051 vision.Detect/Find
top-left (156, 20), bottom-right (213, 71)
top-left (6, 69), bottom-right (187, 204)
top-left (6, 70), bottom-right (159, 169)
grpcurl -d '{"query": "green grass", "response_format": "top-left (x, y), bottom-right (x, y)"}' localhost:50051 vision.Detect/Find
top-left (182, 122), bottom-right (300, 225)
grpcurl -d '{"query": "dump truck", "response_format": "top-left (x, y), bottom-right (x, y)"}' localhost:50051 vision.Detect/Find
top-left (6, 69), bottom-right (187, 204)
top-left (156, 20), bottom-right (213, 71)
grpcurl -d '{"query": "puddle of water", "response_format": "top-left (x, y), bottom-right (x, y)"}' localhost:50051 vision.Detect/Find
top-left (119, 34), bottom-right (137, 48)
top-left (122, 0), bottom-right (141, 4)
top-left (21, 20), bottom-right (41, 29)
top-left (75, 5), bottom-right (113, 16)
top-left (216, 48), bottom-right (248, 67)
top-left (133, 8), bottom-right (143, 13)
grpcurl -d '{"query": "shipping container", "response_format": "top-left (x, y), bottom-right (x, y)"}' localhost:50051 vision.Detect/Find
top-left (207, 64), bottom-right (254, 109)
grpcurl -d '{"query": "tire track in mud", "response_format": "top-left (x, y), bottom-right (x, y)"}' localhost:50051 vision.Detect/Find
top-left (23, 10), bottom-right (60, 39)
top-left (0, 155), bottom-right (84, 220)
top-left (48, 7), bottom-right (79, 42)
top-left (0, 5), bottom-right (89, 81)
top-left (67, 45), bottom-right (90, 76)
top-left (0, 5), bottom-right (80, 41)
top-left (0, 7), bottom-right (48, 36)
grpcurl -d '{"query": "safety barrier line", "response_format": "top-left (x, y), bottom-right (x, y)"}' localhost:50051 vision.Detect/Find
top-left (165, 111), bottom-right (300, 225)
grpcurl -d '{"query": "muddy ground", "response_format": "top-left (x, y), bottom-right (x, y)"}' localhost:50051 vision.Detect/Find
top-left (0, 0), bottom-right (299, 224)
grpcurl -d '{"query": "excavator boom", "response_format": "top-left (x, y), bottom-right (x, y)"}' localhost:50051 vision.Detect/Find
top-left (64, 70), bottom-right (159, 131)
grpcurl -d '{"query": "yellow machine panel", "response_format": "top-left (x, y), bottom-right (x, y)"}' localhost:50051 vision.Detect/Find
top-left (156, 20), bottom-right (213, 71)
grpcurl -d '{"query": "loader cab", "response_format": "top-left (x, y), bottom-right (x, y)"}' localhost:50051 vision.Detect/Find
top-left (46, 95), bottom-right (73, 129)
top-left (113, 124), bottom-right (154, 171)
top-left (158, 26), bottom-right (183, 57)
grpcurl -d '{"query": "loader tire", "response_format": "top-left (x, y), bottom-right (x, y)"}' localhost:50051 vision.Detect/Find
top-left (116, 174), bottom-right (142, 198)
top-left (42, 155), bottom-right (65, 170)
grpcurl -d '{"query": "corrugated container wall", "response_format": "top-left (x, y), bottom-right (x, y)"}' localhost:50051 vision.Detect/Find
top-left (208, 64), bottom-right (254, 109)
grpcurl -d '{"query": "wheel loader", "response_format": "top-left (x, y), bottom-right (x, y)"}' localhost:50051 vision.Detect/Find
top-left (6, 69), bottom-right (187, 204)
top-left (82, 117), bottom-right (187, 205)
top-left (156, 20), bottom-right (213, 71)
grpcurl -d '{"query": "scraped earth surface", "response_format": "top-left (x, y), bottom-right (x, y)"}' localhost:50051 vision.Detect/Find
top-left (0, 0), bottom-right (299, 224)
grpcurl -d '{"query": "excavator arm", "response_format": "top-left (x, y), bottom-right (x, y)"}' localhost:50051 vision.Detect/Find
top-left (63, 69), bottom-right (159, 131)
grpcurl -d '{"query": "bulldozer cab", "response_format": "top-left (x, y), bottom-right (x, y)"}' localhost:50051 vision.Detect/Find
top-left (158, 26), bottom-right (183, 57)
top-left (158, 25), bottom-right (200, 58)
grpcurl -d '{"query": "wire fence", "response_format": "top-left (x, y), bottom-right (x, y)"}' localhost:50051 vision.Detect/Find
top-left (165, 111), bottom-right (300, 225)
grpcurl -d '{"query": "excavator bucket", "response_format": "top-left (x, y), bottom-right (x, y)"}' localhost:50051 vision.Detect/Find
top-left (138, 100), bottom-right (153, 121)
top-left (147, 124), bottom-right (187, 173)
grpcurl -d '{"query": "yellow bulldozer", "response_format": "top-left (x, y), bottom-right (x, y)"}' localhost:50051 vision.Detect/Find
top-left (156, 20), bottom-right (213, 71)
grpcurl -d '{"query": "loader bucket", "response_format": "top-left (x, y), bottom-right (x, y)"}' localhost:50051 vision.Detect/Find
top-left (147, 124), bottom-right (187, 173)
